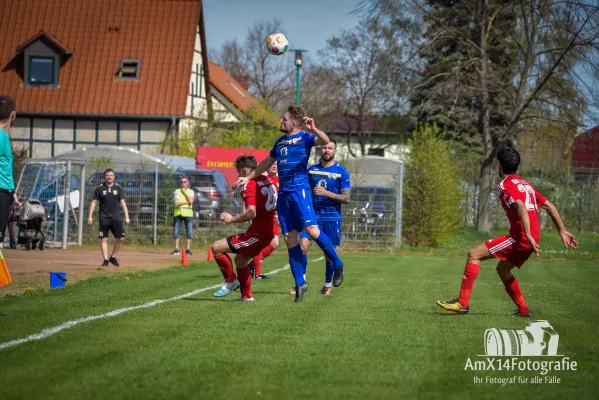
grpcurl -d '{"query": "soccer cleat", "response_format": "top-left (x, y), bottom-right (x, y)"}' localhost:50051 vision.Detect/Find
top-left (320, 286), bottom-right (332, 296)
top-left (233, 297), bottom-right (255, 302)
top-left (294, 281), bottom-right (310, 302)
top-left (333, 265), bottom-right (344, 287)
top-left (255, 274), bottom-right (269, 280)
top-left (172, 249), bottom-right (181, 255)
top-left (513, 309), bottom-right (534, 318)
top-left (436, 298), bottom-right (469, 314)
top-left (0, 312), bottom-right (10, 318)
top-left (214, 280), bottom-right (240, 297)
top-left (101, 260), bottom-right (110, 267)
top-left (185, 249), bottom-right (193, 256)
top-left (109, 257), bottom-right (120, 267)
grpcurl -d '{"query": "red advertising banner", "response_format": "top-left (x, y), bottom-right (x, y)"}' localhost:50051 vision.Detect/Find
top-left (196, 146), bottom-right (271, 188)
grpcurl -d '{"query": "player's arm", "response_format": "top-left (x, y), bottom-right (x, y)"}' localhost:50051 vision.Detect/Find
top-left (540, 200), bottom-right (579, 249)
top-left (314, 186), bottom-right (350, 204)
top-left (120, 199), bottom-right (130, 224)
top-left (220, 205), bottom-right (256, 224)
top-left (234, 157), bottom-right (276, 187)
top-left (12, 191), bottom-right (22, 207)
top-left (513, 199), bottom-right (541, 256)
top-left (304, 117), bottom-right (330, 146)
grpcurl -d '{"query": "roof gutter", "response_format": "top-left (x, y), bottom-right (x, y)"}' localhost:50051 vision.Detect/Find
top-left (16, 112), bottom-right (186, 121)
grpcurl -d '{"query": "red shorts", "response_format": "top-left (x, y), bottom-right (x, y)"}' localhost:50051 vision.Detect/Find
top-left (485, 235), bottom-right (533, 268)
top-left (227, 231), bottom-right (274, 258)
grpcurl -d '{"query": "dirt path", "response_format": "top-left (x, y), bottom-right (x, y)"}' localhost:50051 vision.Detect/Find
top-left (1, 246), bottom-right (207, 295)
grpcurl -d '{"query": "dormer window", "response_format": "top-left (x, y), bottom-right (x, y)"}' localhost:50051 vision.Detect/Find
top-left (16, 30), bottom-right (72, 88)
top-left (28, 56), bottom-right (55, 85)
top-left (118, 59), bottom-right (140, 80)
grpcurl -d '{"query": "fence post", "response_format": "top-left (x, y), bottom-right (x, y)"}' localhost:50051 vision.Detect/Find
top-left (62, 161), bottom-right (72, 250)
top-left (53, 167), bottom-right (59, 241)
top-left (153, 163), bottom-right (158, 246)
top-left (77, 164), bottom-right (86, 246)
top-left (395, 162), bottom-right (404, 247)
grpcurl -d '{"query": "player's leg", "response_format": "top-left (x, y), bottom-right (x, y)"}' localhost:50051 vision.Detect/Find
top-left (109, 220), bottom-right (124, 266)
top-left (289, 234), bottom-right (312, 296)
top-left (173, 217), bottom-right (181, 255)
top-left (304, 224), bottom-right (344, 287)
top-left (233, 254), bottom-right (254, 301)
top-left (211, 237), bottom-right (239, 297)
top-left (321, 221), bottom-right (340, 295)
top-left (436, 241), bottom-right (495, 313)
top-left (252, 236), bottom-right (279, 279)
top-left (497, 259), bottom-right (533, 317)
top-left (184, 217), bottom-right (193, 255)
top-left (100, 237), bottom-right (110, 266)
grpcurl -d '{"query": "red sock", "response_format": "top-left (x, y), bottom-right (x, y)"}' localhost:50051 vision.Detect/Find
top-left (503, 276), bottom-right (530, 314)
top-left (457, 262), bottom-right (480, 307)
top-left (237, 266), bottom-right (252, 299)
top-left (254, 245), bottom-right (276, 276)
top-left (215, 254), bottom-right (236, 282)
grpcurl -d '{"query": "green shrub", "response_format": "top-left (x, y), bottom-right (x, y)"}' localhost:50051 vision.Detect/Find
top-left (403, 124), bottom-right (463, 247)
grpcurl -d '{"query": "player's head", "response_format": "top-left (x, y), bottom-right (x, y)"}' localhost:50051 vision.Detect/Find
top-left (0, 95), bottom-right (17, 128)
top-left (321, 139), bottom-right (337, 162)
top-left (179, 175), bottom-right (189, 188)
top-left (280, 106), bottom-right (305, 133)
top-left (104, 168), bottom-right (115, 184)
top-left (235, 154), bottom-right (257, 178)
top-left (267, 161), bottom-right (278, 177)
top-left (497, 144), bottom-right (520, 176)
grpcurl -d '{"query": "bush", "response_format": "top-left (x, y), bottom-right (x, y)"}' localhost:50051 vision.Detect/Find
top-left (403, 124), bottom-right (462, 247)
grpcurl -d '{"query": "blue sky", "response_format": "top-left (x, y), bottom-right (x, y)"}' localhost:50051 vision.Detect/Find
top-left (203, 0), bottom-right (362, 58)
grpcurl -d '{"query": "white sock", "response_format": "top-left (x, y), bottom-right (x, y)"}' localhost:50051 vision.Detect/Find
top-left (303, 274), bottom-right (306, 280)
top-left (323, 282), bottom-right (332, 288)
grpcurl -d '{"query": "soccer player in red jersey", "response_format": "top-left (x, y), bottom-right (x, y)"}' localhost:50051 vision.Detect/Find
top-left (437, 145), bottom-right (578, 316)
top-left (248, 162), bottom-right (280, 279)
top-left (210, 155), bottom-right (278, 301)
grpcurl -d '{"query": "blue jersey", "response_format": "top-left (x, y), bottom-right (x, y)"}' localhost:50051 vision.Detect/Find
top-left (308, 162), bottom-right (351, 222)
top-left (269, 131), bottom-right (317, 193)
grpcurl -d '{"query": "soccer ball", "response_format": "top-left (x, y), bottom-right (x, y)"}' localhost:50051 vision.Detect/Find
top-left (266, 32), bottom-right (289, 56)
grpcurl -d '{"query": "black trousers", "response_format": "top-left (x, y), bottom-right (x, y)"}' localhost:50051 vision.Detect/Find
top-left (0, 190), bottom-right (14, 241)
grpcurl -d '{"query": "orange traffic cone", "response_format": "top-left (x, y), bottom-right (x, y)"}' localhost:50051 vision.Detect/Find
top-left (0, 250), bottom-right (11, 287)
top-left (181, 249), bottom-right (189, 266)
top-left (207, 246), bottom-right (214, 261)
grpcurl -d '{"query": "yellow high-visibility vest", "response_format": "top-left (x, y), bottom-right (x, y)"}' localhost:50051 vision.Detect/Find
top-left (174, 188), bottom-right (194, 217)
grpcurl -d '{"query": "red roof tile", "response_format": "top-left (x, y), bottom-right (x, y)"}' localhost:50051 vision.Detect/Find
top-left (572, 126), bottom-right (599, 170)
top-left (0, 0), bottom-right (202, 117)
top-left (208, 61), bottom-right (256, 112)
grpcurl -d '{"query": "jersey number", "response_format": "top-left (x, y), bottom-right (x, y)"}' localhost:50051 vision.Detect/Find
top-left (517, 184), bottom-right (537, 211)
top-left (261, 186), bottom-right (277, 211)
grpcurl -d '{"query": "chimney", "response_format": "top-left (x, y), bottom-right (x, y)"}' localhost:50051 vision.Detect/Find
top-left (232, 75), bottom-right (249, 91)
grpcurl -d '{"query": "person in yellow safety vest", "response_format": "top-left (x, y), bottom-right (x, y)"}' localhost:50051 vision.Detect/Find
top-left (172, 175), bottom-right (195, 256)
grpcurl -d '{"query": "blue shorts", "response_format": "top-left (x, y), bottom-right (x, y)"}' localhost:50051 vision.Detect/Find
top-left (277, 189), bottom-right (318, 234)
top-left (300, 220), bottom-right (341, 248)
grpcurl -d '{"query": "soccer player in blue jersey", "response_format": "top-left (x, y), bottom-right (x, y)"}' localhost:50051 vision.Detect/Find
top-left (296, 139), bottom-right (350, 296)
top-left (234, 106), bottom-right (344, 302)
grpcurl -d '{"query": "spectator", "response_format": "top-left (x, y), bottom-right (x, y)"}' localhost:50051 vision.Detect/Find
top-left (172, 175), bottom-right (194, 255)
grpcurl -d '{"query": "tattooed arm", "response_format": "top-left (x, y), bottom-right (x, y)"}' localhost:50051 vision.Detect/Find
top-left (313, 186), bottom-right (350, 204)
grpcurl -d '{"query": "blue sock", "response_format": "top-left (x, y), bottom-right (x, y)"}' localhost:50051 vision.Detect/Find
top-left (302, 253), bottom-right (308, 275)
top-left (325, 260), bottom-right (334, 284)
top-left (314, 231), bottom-right (343, 269)
top-left (288, 245), bottom-right (305, 287)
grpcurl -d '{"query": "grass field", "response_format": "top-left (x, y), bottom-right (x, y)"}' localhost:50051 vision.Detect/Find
top-left (1, 253), bottom-right (598, 399)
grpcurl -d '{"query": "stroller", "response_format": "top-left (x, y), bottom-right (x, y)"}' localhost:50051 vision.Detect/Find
top-left (11, 199), bottom-right (46, 251)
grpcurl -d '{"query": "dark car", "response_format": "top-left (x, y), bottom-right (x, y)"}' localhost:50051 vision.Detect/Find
top-left (347, 185), bottom-right (396, 237)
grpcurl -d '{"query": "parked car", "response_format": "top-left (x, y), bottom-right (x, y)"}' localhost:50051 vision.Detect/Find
top-left (347, 185), bottom-right (396, 237)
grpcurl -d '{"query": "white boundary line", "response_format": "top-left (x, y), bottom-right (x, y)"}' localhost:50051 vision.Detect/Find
top-left (0, 256), bottom-right (325, 351)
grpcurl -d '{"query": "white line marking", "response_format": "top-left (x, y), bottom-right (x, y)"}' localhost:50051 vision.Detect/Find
top-left (0, 257), bottom-right (324, 351)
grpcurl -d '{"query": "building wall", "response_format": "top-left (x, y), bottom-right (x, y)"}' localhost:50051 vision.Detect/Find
top-left (10, 117), bottom-right (169, 157)
top-left (185, 26), bottom-right (208, 119)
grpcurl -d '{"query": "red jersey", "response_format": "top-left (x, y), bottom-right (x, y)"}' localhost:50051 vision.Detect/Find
top-left (242, 175), bottom-right (277, 234)
top-left (268, 174), bottom-right (279, 191)
top-left (497, 174), bottom-right (547, 243)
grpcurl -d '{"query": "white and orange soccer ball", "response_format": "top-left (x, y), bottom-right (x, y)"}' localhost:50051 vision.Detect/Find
top-left (266, 32), bottom-right (289, 56)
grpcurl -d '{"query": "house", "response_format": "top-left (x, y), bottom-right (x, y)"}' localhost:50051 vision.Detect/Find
top-left (0, 0), bottom-right (256, 158)
top-left (318, 114), bottom-right (409, 162)
top-left (571, 125), bottom-right (599, 183)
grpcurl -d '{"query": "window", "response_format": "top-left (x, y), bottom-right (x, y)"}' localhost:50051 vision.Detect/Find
top-left (28, 56), bottom-right (55, 85)
top-left (368, 148), bottom-right (385, 157)
top-left (118, 59), bottom-right (140, 80)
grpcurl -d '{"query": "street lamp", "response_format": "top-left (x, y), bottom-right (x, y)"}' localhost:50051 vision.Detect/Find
top-left (292, 49), bottom-right (308, 106)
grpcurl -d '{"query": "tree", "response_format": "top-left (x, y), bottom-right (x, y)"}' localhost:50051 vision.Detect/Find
top-left (315, 15), bottom-right (413, 156)
top-left (214, 20), bottom-right (294, 112)
top-left (364, 0), bottom-right (599, 231)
